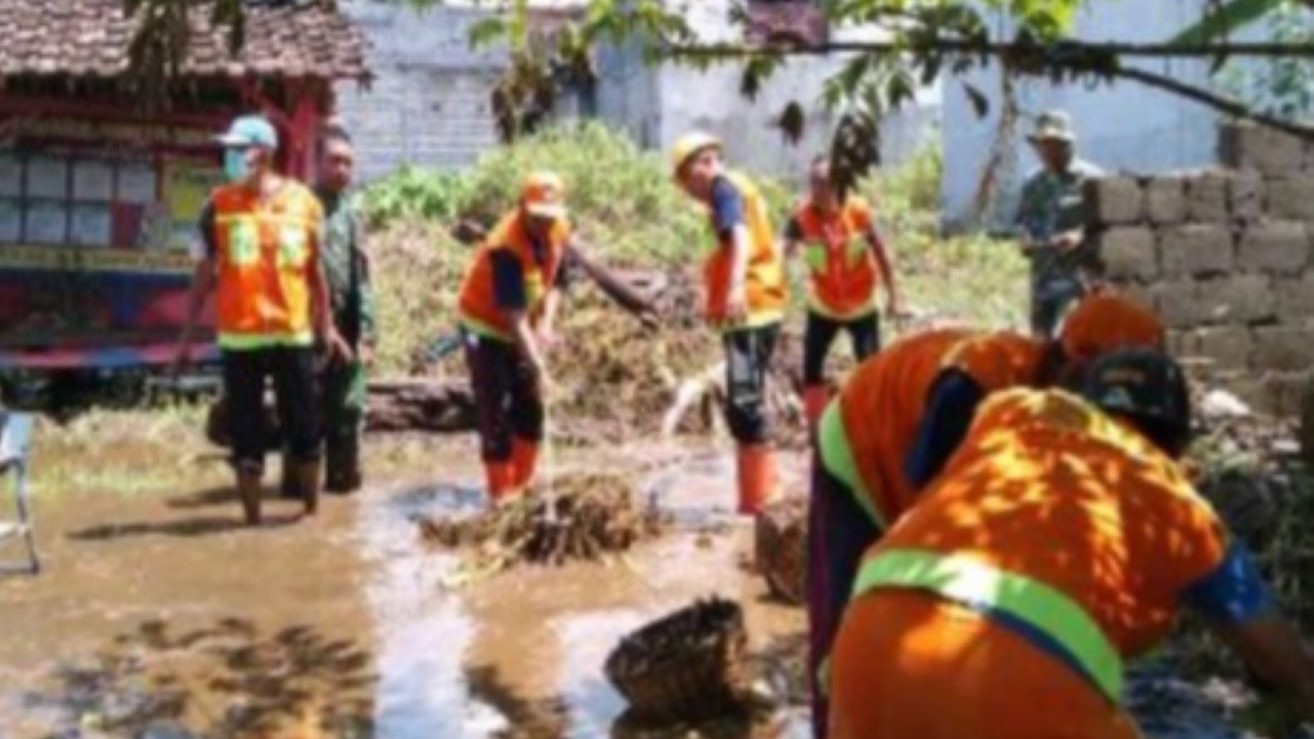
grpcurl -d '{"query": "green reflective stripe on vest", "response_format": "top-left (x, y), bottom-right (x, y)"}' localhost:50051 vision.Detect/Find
top-left (853, 548), bottom-right (1125, 704)
top-left (218, 330), bottom-right (315, 350)
top-left (817, 400), bottom-right (884, 528)
top-left (803, 243), bottom-right (828, 273)
top-left (458, 315), bottom-right (513, 343)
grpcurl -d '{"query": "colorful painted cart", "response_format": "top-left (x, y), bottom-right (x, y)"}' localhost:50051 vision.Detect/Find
top-left (0, 0), bottom-right (368, 378)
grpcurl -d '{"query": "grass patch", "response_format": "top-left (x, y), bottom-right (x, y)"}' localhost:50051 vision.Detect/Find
top-left (29, 404), bottom-right (228, 499)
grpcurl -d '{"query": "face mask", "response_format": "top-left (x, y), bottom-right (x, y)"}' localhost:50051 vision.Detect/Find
top-left (224, 149), bottom-right (251, 183)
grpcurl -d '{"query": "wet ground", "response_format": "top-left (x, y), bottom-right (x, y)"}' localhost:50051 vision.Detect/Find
top-left (0, 435), bottom-right (810, 738)
top-left (0, 430), bottom-right (1289, 738)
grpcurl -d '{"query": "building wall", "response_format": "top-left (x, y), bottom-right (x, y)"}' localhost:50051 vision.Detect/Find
top-left (334, 2), bottom-right (506, 182)
top-left (1094, 123), bottom-right (1314, 415)
top-left (593, 31), bottom-right (662, 148)
top-left (941, 0), bottom-right (1219, 230)
top-left (592, 0), bottom-right (940, 182)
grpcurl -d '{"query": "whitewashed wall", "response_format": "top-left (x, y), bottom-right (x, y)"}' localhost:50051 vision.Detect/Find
top-left (941, 0), bottom-right (1221, 230)
top-left (592, 0), bottom-right (940, 182)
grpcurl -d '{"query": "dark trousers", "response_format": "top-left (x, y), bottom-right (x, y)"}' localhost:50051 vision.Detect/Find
top-left (463, 330), bottom-right (543, 463)
top-left (722, 323), bottom-right (780, 445)
top-left (1031, 279), bottom-right (1084, 338)
top-left (803, 310), bottom-right (881, 387)
top-left (222, 347), bottom-right (320, 475)
top-left (321, 358), bottom-right (366, 485)
top-left (807, 458), bottom-right (883, 739)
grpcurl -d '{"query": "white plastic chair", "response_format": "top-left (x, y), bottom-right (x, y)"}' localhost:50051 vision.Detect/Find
top-left (0, 413), bottom-right (38, 575)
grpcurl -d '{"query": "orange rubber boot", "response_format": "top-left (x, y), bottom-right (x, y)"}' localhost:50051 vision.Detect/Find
top-left (803, 385), bottom-right (829, 432)
top-left (736, 444), bottom-right (780, 515)
top-left (483, 461), bottom-right (515, 503)
top-left (510, 438), bottom-right (541, 491)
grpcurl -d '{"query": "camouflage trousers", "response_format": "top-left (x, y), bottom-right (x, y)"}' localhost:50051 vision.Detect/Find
top-left (322, 359), bottom-right (367, 492)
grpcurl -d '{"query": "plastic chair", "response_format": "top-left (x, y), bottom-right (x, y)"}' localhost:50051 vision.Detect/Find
top-left (0, 413), bottom-right (38, 575)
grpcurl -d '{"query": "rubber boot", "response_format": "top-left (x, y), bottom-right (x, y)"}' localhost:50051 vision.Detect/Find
top-left (279, 454), bottom-right (302, 500)
top-left (296, 460), bottom-right (321, 517)
top-left (736, 444), bottom-right (780, 515)
top-left (325, 437), bottom-right (362, 494)
top-left (237, 468), bottom-right (263, 526)
top-left (803, 385), bottom-right (829, 433)
top-left (510, 438), bottom-right (540, 493)
top-left (484, 461), bottom-right (515, 504)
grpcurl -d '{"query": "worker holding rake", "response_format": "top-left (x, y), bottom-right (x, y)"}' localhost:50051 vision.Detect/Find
top-left (671, 132), bottom-right (790, 515)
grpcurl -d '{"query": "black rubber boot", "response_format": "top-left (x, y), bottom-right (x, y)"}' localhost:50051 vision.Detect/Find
top-left (325, 437), bottom-right (362, 494)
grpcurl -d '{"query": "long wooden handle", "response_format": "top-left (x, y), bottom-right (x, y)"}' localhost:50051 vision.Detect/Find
top-left (566, 245), bottom-right (657, 319)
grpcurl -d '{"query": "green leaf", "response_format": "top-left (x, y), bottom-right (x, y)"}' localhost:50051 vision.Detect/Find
top-left (1169, 0), bottom-right (1281, 45)
top-left (740, 54), bottom-right (784, 101)
top-left (468, 16), bottom-right (509, 50)
top-left (962, 82), bottom-right (991, 118)
top-left (774, 101), bottom-right (807, 144)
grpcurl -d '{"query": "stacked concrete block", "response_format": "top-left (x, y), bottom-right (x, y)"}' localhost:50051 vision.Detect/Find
top-left (1089, 121), bottom-right (1314, 416)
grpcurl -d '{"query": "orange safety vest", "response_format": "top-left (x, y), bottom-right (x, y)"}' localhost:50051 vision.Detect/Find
top-left (211, 181), bottom-right (323, 350)
top-left (848, 388), bottom-right (1228, 703)
top-left (818, 329), bottom-right (1048, 527)
top-left (458, 210), bottom-right (571, 342)
top-left (702, 172), bottom-right (788, 329)
top-left (791, 195), bottom-right (880, 320)
top-left (940, 331), bottom-right (1048, 391)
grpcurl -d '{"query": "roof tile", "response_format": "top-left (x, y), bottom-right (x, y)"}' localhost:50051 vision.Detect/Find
top-left (0, 0), bottom-right (366, 80)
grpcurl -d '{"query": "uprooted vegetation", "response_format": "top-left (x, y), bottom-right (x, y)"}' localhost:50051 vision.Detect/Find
top-left (412, 472), bottom-right (668, 585)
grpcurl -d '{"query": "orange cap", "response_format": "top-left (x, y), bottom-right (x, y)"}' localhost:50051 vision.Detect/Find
top-left (521, 171), bottom-right (567, 219)
top-left (1058, 293), bottom-right (1165, 363)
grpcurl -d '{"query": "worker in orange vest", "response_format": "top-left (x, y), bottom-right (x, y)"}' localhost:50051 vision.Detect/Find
top-left (456, 172), bottom-right (590, 502)
top-left (175, 114), bottom-right (350, 526)
top-left (783, 155), bottom-right (902, 429)
top-left (671, 132), bottom-right (790, 514)
top-left (827, 350), bottom-right (1314, 738)
top-left (806, 291), bottom-right (1164, 739)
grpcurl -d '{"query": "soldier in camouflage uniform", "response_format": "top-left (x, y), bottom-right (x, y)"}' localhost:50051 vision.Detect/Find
top-left (1014, 110), bottom-right (1104, 338)
top-left (316, 131), bottom-right (374, 493)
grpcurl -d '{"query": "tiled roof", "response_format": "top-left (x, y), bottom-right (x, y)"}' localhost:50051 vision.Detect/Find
top-left (0, 0), bottom-right (367, 81)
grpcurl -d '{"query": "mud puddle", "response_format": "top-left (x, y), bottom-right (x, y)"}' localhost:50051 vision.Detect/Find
top-left (0, 434), bottom-right (1279, 738)
top-left (359, 441), bottom-right (810, 738)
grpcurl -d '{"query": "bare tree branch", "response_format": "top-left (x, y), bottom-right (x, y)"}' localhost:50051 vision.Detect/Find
top-left (1110, 65), bottom-right (1314, 139)
top-left (669, 39), bottom-right (1314, 61)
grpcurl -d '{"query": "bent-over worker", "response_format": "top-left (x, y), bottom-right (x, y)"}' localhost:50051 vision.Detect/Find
top-left (827, 350), bottom-right (1314, 738)
top-left (807, 292), bottom-right (1164, 739)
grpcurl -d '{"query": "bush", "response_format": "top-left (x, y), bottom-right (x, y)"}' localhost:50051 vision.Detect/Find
top-left (360, 167), bottom-right (470, 228)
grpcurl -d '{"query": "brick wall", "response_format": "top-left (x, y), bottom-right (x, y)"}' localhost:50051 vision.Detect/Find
top-left (334, 3), bottom-right (507, 182)
top-left (1091, 122), bottom-right (1314, 413)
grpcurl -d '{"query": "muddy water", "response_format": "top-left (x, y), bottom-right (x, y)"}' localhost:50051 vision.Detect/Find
top-left (360, 442), bottom-right (810, 739)
top-left (0, 476), bottom-right (375, 736)
top-left (0, 434), bottom-right (1263, 738)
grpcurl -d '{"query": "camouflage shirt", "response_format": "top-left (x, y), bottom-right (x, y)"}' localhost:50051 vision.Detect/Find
top-left (316, 188), bottom-right (375, 348)
top-left (1014, 158), bottom-right (1103, 292)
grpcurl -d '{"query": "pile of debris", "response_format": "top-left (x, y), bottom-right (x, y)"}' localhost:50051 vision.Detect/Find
top-left (549, 270), bottom-right (811, 446)
top-left (605, 597), bottom-right (754, 723)
top-left (1178, 388), bottom-right (1314, 676)
top-left (414, 473), bottom-right (667, 583)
